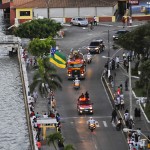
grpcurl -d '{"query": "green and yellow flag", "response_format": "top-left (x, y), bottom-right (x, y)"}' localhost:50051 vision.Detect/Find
top-left (49, 49), bottom-right (66, 69)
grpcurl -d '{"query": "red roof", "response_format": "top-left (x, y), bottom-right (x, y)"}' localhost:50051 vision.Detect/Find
top-left (12, 0), bottom-right (117, 8)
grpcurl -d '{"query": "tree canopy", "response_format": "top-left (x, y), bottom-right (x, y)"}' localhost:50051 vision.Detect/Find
top-left (28, 37), bottom-right (56, 57)
top-left (13, 18), bottom-right (63, 39)
top-left (116, 22), bottom-right (150, 59)
top-left (29, 58), bottom-right (62, 97)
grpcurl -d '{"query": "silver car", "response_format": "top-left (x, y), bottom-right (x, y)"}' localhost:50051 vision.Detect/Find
top-left (70, 17), bottom-right (88, 26)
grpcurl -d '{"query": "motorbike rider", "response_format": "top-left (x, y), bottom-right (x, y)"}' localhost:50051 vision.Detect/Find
top-left (88, 117), bottom-right (96, 126)
top-left (74, 77), bottom-right (80, 86)
top-left (87, 52), bottom-right (92, 60)
top-left (85, 91), bottom-right (89, 99)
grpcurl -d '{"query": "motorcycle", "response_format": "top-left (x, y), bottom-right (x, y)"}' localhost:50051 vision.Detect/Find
top-left (89, 123), bottom-right (96, 132)
top-left (73, 80), bottom-right (80, 89)
top-left (87, 55), bottom-right (92, 64)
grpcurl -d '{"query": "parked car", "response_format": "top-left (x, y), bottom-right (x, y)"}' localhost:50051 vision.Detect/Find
top-left (113, 30), bottom-right (129, 40)
top-left (70, 17), bottom-right (88, 26)
top-left (87, 39), bottom-right (105, 54)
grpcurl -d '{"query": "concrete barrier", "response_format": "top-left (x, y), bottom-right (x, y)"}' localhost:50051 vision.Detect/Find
top-left (18, 46), bottom-right (37, 150)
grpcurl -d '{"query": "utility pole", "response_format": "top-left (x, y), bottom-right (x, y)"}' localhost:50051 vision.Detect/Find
top-left (45, 0), bottom-right (50, 19)
top-left (129, 0), bottom-right (132, 16)
top-left (108, 30), bottom-right (110, 78)
top-left (129, 56), bottom-right (133, 119)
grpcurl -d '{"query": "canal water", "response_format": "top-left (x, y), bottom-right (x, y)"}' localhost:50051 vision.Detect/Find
top-left (0, 11), bottom-right (30, 150)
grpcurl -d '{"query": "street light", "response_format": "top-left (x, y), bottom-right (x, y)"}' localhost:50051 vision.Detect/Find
top-left (128, 57), bottom-right (133, 119)
top-left (147, 2), bottom-right (150, 14)
top-left (45, 0), bottom-right (50, 19)
top-left (129, 0), bottom-right (132, 16)
top-left (108, 30), bottom-right (110, 78)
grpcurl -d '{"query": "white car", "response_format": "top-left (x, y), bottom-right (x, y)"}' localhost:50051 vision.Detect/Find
top-left (70, 17), bottom-right (88, 26)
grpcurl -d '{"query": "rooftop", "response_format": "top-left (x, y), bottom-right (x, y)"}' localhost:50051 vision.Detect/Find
top-left (13, 0), bottom-right (117, 8)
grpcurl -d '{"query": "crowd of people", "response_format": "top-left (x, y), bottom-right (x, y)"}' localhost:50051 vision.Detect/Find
top-left (28, 89), bottom-right (62, 150)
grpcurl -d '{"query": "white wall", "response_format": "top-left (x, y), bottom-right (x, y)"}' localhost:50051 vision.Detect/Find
top-left (79, 7), bottom-right (95, 17)
top-left (97, 7), bottom-right (113, 16)
top-left (64, 8), bottom-right (78, 17)
top-left (33, 8), bottom-right (47, 18)
top-left (50, 8), bottom-right (64, 17)
top-left (33, 7), bottom-right (114, 19)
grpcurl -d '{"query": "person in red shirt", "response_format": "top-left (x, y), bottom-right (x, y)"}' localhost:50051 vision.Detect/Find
top-left (36, 140), bottom-right (41, 150)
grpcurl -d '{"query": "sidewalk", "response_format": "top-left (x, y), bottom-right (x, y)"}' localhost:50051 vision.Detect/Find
top-left (102, 57), bottom-right (150, 149)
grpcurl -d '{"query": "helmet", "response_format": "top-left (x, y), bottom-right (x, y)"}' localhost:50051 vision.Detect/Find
top-left (88, 52), bottom-right (90, 55)
top-left (75, 77), bottom-right (78, 80)
top-left (90, 117), bottom-right (93, 120)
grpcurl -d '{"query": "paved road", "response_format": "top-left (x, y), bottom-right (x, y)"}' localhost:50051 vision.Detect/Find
top-left (54, 24), bottom-right (128, 150)
top-left (28, 22), bottom-right (144, 149)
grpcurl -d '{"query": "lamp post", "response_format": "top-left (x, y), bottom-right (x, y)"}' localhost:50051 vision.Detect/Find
top-left (129, 0), bottom-right (132, 16)
top-left (147, 2), bottom-right (150, 14)
top-left (128, 57), bottom-right (133, 119)
top-left (45, 0), bottom-right (50, 19)
top-left (108, 30), bottom-right (110, 78)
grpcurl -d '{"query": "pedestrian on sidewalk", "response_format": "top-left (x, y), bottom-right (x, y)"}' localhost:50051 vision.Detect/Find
top-left (116, 95), bottom-right (121, 110)
top-left (115, 56), bottom-right (120, 68)
top-left (137, 108), bottom-right (141, 119)
top-left (134, 108), bottom-right (138, 118)
top-left (125, 61), bottom-right (129, 73)
top-left (33, 91), bottom-right (38, 103)
top-left (124, 109), bottom-right (129, 127)
top-left (120, 84), bottom-right (123, 94)
top-left (120, 99), bottom-right (125, 110)
top-left (93, 16), bottom-right (97, 26)
top-left (111, 109), bottom-right (117, 123)
top-left (36, 140), bottom-right (41, 150)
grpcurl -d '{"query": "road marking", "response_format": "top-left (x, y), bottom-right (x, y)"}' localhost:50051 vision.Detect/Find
top-left (111, 121), bottom-right (116, 127)
top-left (61, 115), bottom-right (111, 120)
top-left (103, 121), bottom-right (108, 127)
top-left (95, 144), bottom-right (98, 149)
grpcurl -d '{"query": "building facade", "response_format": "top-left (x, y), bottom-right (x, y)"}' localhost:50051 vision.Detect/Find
top-left (0, 0), bottom-right (150, 25)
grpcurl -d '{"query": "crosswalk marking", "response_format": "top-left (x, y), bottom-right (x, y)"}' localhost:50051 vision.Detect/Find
top-left (103, 121), bottom-right (108, 127)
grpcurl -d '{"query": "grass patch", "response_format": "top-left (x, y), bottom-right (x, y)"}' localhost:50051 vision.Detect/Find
top-left (133, 87), bottom-right (147, 97)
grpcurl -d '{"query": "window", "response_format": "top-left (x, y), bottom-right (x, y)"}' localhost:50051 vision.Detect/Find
top-left (20, 11), bottom-right (30, 16)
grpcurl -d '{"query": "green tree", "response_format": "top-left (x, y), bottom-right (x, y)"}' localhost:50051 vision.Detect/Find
top-left (28, 37), bottom-right (56, 57)
top-left (29, 57), bottom-right (62, 97)
top-left (64, 144), bottom-right (75, 150)
top-left (13, 18), bottom-right (62, 39)
top-left (117, 22), bottom-right (150, 59)
top-left (139, 59), bottom-right (150, 101)
top-left (46, 132), bottom-right (64, 150)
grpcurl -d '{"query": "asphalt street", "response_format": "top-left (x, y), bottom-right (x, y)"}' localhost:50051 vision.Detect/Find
top-left (53, 24), bottom-right (129, 150)
top-left (24, 21), bottom-right (147, 150)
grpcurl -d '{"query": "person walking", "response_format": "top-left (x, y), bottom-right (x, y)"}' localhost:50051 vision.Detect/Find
top-left (111, 109), bottom-right (117, 123)
top-left (93, 16), bottom-right (97, 26)
top-left (36, 140), bottom-right (42, 150)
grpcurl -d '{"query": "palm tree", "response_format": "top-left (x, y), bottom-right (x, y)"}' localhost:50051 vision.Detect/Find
top-left (29, 57), bottom-right (62, 97)
top-left (64, 144), bottom-right (75, 150)
top-left (46, 132), bottom-right (64, 150)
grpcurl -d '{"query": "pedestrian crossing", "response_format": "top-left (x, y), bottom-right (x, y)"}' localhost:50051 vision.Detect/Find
top-left (61, 116), bottom-right (118, 128)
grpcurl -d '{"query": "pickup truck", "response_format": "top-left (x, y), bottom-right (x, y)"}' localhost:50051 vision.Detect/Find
top-left (77, 98), bottom-right (93, 115)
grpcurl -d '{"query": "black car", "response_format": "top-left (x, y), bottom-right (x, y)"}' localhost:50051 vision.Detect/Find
top-left (113, 30), bottom-right (129, 40)
top-left (87, 39), bottom-right (105, 54)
